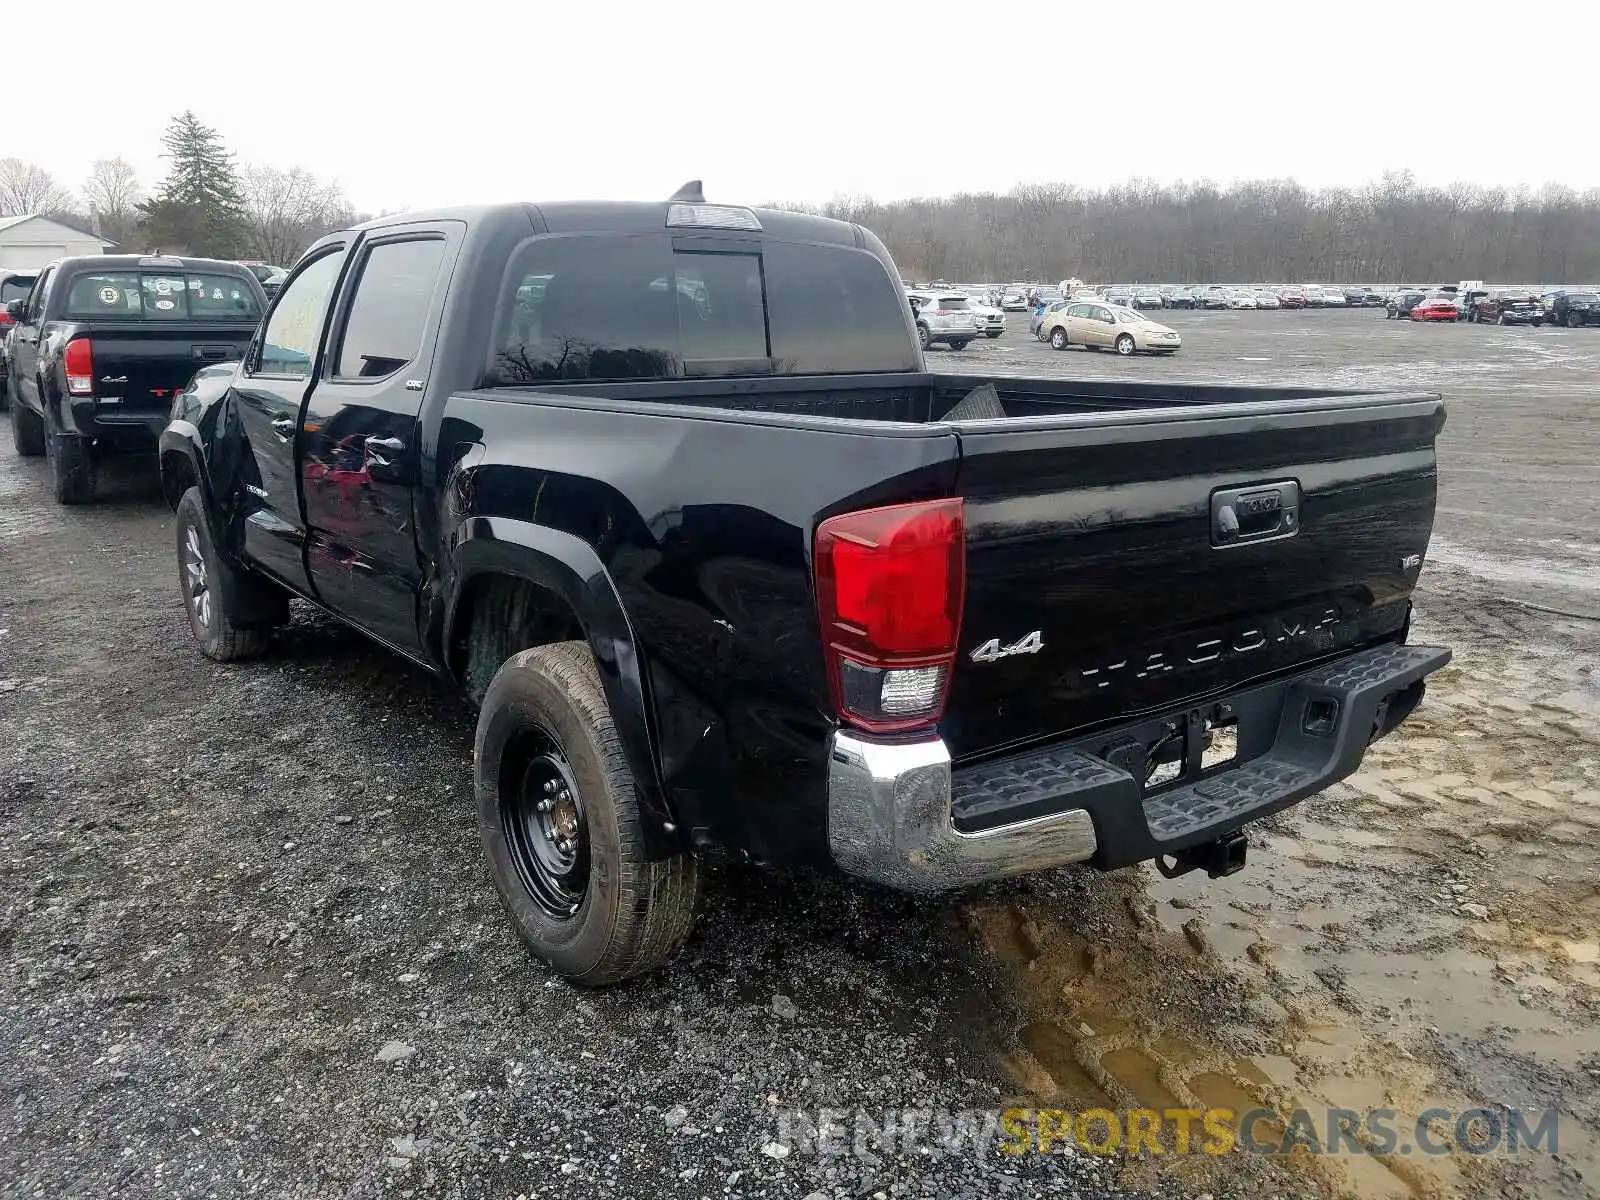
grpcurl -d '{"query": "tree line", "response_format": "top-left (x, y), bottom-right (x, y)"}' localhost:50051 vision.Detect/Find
top-left (784, 172), bottom-right (1600, 286)
top-left (0, 111), bottom-right (366, 265)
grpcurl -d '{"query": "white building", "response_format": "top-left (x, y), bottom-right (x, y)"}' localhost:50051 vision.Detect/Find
top-left (0, 214), bottom-right (117, 269)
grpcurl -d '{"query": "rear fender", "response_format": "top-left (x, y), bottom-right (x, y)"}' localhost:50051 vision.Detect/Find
top-left (446, 516), bottom-right (680, 859)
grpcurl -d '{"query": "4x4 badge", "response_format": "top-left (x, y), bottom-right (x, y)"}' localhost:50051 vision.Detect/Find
top-left (971, 631), bottom-right (1045, 663)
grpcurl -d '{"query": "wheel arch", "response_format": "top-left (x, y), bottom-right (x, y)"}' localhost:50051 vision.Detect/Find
top-left (445, 518), bottom-right (681, 859)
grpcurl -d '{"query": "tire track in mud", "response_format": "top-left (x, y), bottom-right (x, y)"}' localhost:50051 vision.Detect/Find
top-left (961, 568), bottom-right (1600, 1200)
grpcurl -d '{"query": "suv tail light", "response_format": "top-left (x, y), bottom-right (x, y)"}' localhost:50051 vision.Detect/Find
top-left (0, 311), bottom-right (13, 327)
top-left (814, 499), bottom-right (965, 733)
top-left (64, 338), bottom-right (94, 396)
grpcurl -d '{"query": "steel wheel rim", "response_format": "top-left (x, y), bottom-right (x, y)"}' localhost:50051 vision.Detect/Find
top-left (503, 727), bottom-right (590, 918)
top-left (183, 525), bottom-right (212, 629)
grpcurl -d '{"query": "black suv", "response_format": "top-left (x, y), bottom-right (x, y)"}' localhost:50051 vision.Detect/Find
top-left (1541, 289), bottom-right (1600, 328)
top-left (0, 267), bottom-right (39, 411)
top-left (1385, 291), bottom-right (1426, 319)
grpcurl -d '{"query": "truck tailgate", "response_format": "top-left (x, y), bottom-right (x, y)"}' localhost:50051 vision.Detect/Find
top-left (85, 323), bottom-right (255, 419)
top-left (942, 393), bottom-right (1445, 762)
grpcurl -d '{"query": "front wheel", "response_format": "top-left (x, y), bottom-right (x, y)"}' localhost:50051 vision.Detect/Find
top-left (985, 330), bottom-right (1002, 339)
top-left (1049, 326), bottom-right (1069, 351)
top-left (476, 643), bottom-right (700, 984)
top-left (1568, 313), bottom-right (1583, 328)
top-left (1498, 313), bottom-right (1509, 326)
top-left (1115, 333), bottom-right (1136, 356)
top-left (174, 486), bottom-right (283, 660)
top-left (916, 324), bottom-right (931, 350)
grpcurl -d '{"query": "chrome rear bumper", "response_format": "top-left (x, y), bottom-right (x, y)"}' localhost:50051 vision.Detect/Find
top-left (825, 731), bottom-right (1098, 894)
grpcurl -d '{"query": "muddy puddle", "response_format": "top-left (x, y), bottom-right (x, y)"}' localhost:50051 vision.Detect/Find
top-left (960, 581), bottom-right (1600, 1199)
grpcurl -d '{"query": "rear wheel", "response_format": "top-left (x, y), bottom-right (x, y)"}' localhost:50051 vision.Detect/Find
top-left (1049, 326), bottom-right (1069, 351)
top-left (1568, 312), bottom-right (1582, 328)
top-left (46, 430), bottom-right (95, 505)
top-left (10, 398), bottom-right (45, 456)
top-left (1498, 313), bottom-right (1509, 326)
top-left (1115, 333), bottom-right (1136, 356)
top-left (948, 338), bottom-right (970, 351)
top-left (476, 643), bottom-right (700, 984)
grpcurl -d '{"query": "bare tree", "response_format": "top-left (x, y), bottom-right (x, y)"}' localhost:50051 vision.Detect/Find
top-left (852, 175), bottom-right (1600, 286)
top-left (239, 165), bottom-right (353, 265)
top-left (82, 157), bottom-right (144, 244)
top-left (0, 158), bottom-right (74, 217)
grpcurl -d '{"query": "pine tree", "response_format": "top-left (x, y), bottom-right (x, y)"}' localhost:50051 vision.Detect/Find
top-left (138, 111), bottom-right (247, 257)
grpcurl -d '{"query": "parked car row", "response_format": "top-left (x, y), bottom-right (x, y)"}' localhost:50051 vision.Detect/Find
top-left (1387, 286), bottom-right (1600, 326)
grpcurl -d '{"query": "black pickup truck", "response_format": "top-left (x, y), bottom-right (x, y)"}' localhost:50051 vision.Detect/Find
top-left (6, 255), bottom-right (265, 503)
top-left (160, 191), bottom-right (1450, 984)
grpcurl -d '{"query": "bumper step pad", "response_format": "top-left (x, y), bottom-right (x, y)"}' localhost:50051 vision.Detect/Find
top-left (948, 641), bottom-right (1451, 869)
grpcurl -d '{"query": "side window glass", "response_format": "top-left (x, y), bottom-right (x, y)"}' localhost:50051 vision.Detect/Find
top-left (333, 238), bottom-right (447, 380)
top-left (257, 251), bottom-right (345, 377)
top-left (28, 268), bottom-right (53, 320)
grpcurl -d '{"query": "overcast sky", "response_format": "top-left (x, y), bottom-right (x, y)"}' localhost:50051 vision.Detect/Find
top-left (26, 1), bottom-right (1600, 215)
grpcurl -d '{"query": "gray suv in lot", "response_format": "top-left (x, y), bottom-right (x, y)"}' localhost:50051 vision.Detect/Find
top-left (907, 291), bottom-right (978, 350)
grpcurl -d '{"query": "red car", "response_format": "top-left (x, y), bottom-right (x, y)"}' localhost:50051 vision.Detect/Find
top-left (1410, 296), bottom-right (1460, 322)
top-left (1276, 289), bottom-right (1308, 309)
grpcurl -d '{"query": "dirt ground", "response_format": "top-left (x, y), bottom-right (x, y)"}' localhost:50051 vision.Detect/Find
top-left (1, 309), bottom-right (1597, 1199)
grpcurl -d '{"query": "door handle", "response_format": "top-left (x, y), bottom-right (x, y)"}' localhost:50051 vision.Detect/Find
top-left (271, 416), bottom-right (296, 441)
top-left (364, 436), bottom-right (405, 468)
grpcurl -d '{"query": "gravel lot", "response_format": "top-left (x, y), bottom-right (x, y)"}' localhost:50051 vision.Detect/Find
top-left (2, 310), bottom-right (1597, 1199)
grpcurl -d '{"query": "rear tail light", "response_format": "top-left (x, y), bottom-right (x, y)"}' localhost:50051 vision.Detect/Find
top-left (814, 498), bottom-right (965, 733)
top-left (0, 312), bottom-right (13, 327)
top-left (64, 338), bottom-right (94, 396)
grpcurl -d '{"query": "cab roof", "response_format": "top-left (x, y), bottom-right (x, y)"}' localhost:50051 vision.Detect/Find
top-left (351, 201), bottom-right (864, 248)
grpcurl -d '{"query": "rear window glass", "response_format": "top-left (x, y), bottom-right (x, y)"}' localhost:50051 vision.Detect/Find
top-left (64, 272), bottom-right (261, 320)
top-left (2, 276), bottom-right (35, 303)
top-left (486, 234), bottom-right (917, 384)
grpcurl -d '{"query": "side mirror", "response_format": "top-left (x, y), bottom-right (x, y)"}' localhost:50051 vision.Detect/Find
top-left (4, 300), bottom-right (24, 320)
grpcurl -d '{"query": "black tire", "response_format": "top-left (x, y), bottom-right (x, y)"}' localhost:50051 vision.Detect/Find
top-left (1567, 312), bottom-right (1582, 328)
top-left (1049, 325), bottom-right (1069, 351)
top-left (985, 330), bottom-right (1002, 339)
top-left (1115, 333), bottom-right (1136, 356)
top-left (916, 323), bottom-right (931, 350)
top-left (948, 338), bottom-right (970, 351)
top-left (476, 643), bottom-right (700, 985)
top-left (0, 373), bottom-right (9, 413)
top-left (10, 398), bottom-right (45, 456)
top-left (46, 430), bottom-right (95, 505)
top-left (1497, 313), bottom-right (1509, 326)
top-left (174, 486), bottom-right (276, 661)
